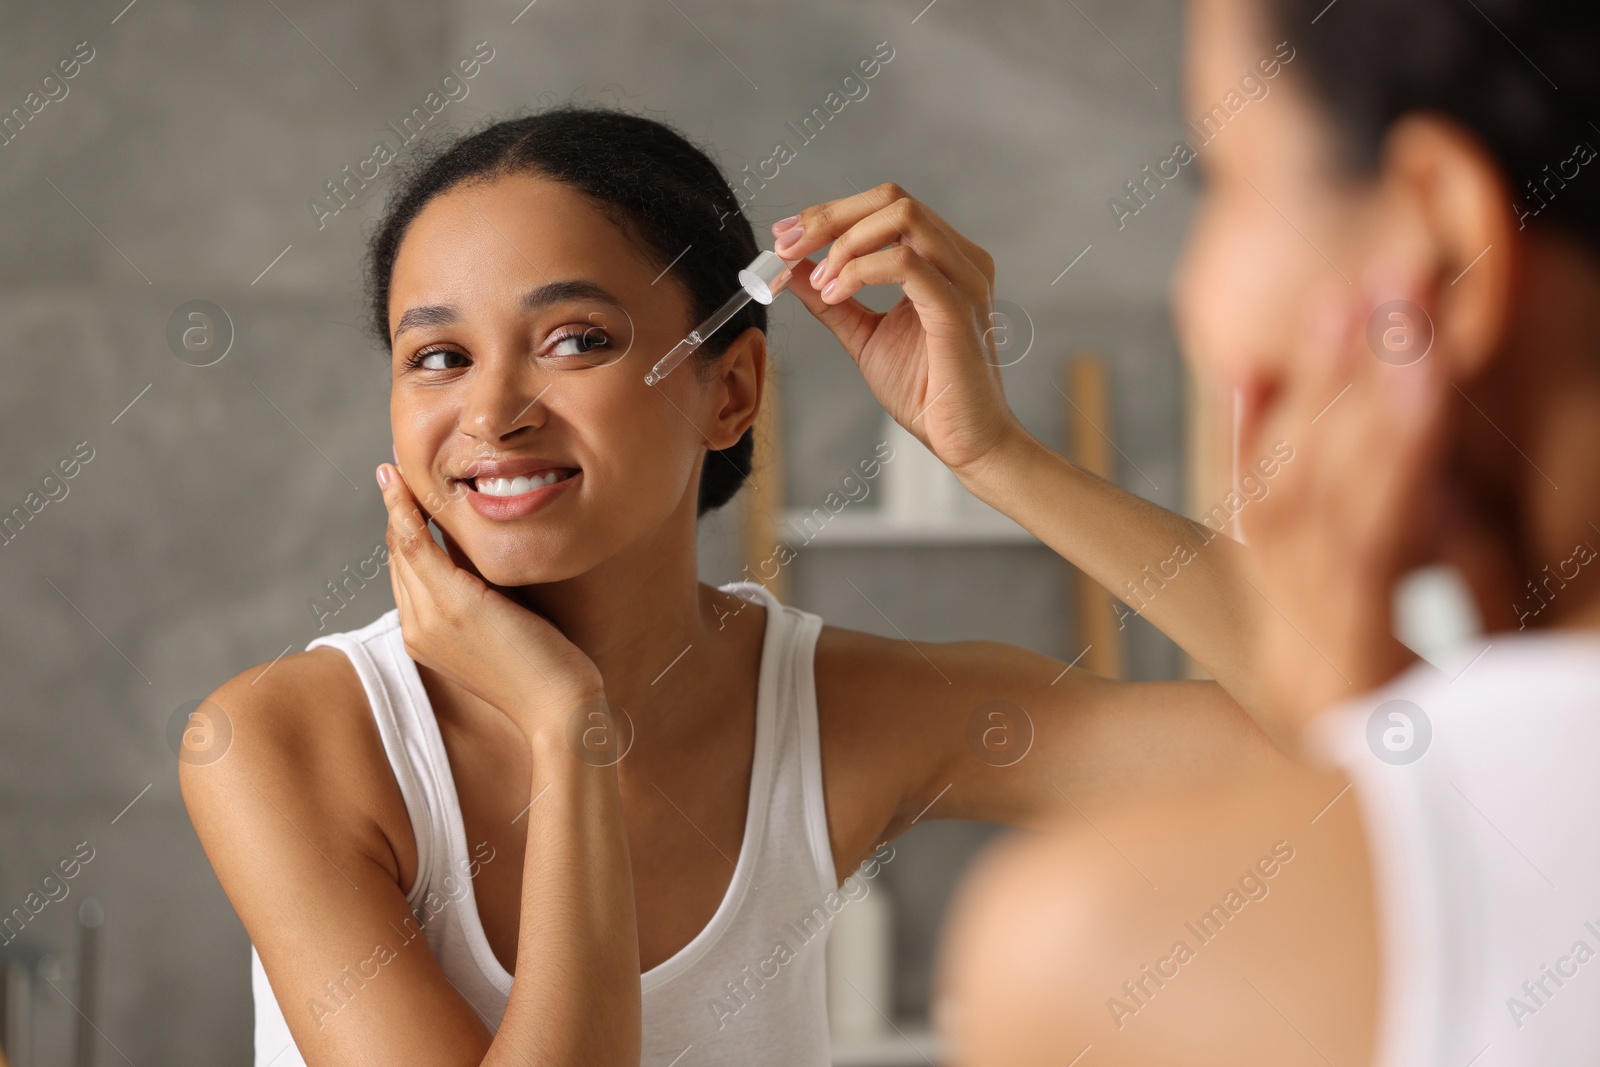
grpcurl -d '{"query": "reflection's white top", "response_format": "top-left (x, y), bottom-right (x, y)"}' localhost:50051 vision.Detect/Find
top-left (250, 580), bottom-right (841, 1066)
top-left (1308, 631), bottom-right (1600, 1067)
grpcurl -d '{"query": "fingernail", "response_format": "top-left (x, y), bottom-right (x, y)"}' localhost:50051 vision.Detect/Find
top-left (774, 225), bottom-right (804, 252)
top-left (391, 441), bottom-right (399, 465)
top-left (772, 214), bottom-right (801, 234)
top-left (376, 464), bottom-right (391, 489)
top-left (810, 260), bottom-right (828, 287)
top-left (821, 278), bottom-right (838, 301)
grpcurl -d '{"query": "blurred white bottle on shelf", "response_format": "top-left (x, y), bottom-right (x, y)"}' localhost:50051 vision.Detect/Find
top-left (880, 411), bottom-right (961, 522)
top-left (878, 409), bottom-right (1014, 526)
top-left (826, 877), bottom-right (895, 1042)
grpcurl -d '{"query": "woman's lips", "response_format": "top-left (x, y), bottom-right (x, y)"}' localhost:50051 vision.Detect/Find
top-left (461, 469), bottom-right (580, 521)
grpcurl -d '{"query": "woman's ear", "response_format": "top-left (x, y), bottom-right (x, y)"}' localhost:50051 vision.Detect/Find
top-left (704, 326), bottom-right (767, 451)
top-left (1377, 113), bottom-right (1518, 381)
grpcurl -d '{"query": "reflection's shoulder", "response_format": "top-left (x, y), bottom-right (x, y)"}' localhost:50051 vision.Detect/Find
top-left (941, 762), bottom-right (1377, 1063)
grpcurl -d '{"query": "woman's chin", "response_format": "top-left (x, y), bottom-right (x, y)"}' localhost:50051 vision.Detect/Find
top-left (446, 528), bottom-right (585, 589)
top-left (476, 562), bottom-right (564, 589)
top-left (472, 546), bottom-right (593, 589)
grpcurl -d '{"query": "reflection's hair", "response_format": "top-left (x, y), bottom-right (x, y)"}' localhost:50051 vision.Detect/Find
top-left (363, 106), bottom-right (763, 517)
top-left (1272, 0), bottom-right (1600, 253)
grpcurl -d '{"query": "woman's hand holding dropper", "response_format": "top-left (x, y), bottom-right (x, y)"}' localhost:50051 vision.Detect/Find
top-left (775, 183), bottom-right (1026, 480)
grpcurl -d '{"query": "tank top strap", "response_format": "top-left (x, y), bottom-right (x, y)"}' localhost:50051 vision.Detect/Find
top-left (716, 581), bottom-right (837, 897)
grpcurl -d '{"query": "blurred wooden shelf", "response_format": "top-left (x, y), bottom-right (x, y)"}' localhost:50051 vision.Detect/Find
top-left (831, 1024), bottom-right (943, 1066)
top-left (779, 509), bottom-right (1039, 546)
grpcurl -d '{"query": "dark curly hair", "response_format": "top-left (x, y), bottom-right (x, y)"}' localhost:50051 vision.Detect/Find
top-left (363, 106), bottom-right (763, 517)
top-left (1271, 0), bottom-right (1600, 255)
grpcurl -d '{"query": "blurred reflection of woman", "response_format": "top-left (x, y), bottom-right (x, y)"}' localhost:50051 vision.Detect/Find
top-left (941, 1), bottom-right (1600, 1064)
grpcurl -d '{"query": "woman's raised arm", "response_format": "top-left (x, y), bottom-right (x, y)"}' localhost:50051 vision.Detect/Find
top-left (775, 185), bottom-right (1270, 723)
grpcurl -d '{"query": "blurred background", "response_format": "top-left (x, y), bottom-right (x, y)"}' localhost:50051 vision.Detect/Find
top-left (0, 0), bottom-right (1205, 1063)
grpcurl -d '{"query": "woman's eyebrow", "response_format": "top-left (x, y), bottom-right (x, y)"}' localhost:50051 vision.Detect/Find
top-left (392, 279), bottom-right (628, 342)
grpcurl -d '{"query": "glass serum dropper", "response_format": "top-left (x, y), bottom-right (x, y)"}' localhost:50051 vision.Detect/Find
top-left (644, 250), bottom-right (796, 386)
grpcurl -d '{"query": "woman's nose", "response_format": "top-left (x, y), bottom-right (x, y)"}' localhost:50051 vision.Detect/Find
top-left (459, 356), bottom-right (548, 441)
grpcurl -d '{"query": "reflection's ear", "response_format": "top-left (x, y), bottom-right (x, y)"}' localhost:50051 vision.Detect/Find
top-left (705, 325), bottom-right (767, 450)
top-left (1378, 113), bottom-right (1516, 381)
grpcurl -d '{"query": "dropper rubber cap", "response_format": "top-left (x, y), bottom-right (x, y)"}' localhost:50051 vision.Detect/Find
top-left (739, 250), bottom-right (794, 305)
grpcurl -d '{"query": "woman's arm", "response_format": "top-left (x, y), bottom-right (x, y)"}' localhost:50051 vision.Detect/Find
top-left (816, 626), bottom-right (1288, 863)
top-left (765, 185), bottom-right (1306, 846)
top-left (179, 666), bottom-right (638, 1067)
top-left (497, 726), bottom-right (638, 1064)
top-left (181, 467), bottom-right (642, 1066)
top-left (955, 428), bottom-right (1265, 714)
top-left (775, 185), bottom-right (1267, 721)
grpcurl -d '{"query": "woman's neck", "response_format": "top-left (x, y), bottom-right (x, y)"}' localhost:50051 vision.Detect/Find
top-left (501, 517), bottom-right (765, 727)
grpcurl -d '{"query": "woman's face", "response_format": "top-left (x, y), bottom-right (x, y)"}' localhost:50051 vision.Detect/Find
top-left (1174, 0), bottom-right (1389, 463)
top-left (386, 172), bottom-right (754, 587)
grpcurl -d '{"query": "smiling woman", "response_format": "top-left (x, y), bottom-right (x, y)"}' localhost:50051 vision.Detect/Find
top-left (180, 104), bottom-right (1298, 1067)
top-left (368, 110), bottom-right (764, 540)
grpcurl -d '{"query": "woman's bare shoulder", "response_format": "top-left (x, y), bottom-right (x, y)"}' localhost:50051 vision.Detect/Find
top-left (812, 622), bottom-right (951, 748)
top-left (178, 644), bottom-right (415, 888)
top-left (815, 621), bottom-right (988, 695)
top-left (203, 646), bottom-right (367, 754)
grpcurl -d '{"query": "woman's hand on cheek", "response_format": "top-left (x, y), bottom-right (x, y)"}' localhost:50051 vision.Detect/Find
top-left (774, 183), bottom-right (1027, 478)
top-left (1239, 283), bottom-right (1450, 732)
top-left (376, 463), bottom-right (606, 742)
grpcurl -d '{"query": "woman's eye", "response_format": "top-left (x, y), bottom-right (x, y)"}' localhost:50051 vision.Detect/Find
top-left (546, 327), bottom-right (615, 366)
top-left (405, 348), bottom-right (465, 371)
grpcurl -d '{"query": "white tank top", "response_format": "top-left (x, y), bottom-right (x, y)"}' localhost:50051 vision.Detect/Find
top-left (1307, 630), bottom-right (1600, 1066)
top-left (251, 580), bottom-right (841, 1066)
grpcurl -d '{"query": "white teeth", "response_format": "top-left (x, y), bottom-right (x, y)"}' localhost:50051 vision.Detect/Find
top-left (473, 471), bottom-right (568, 497)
